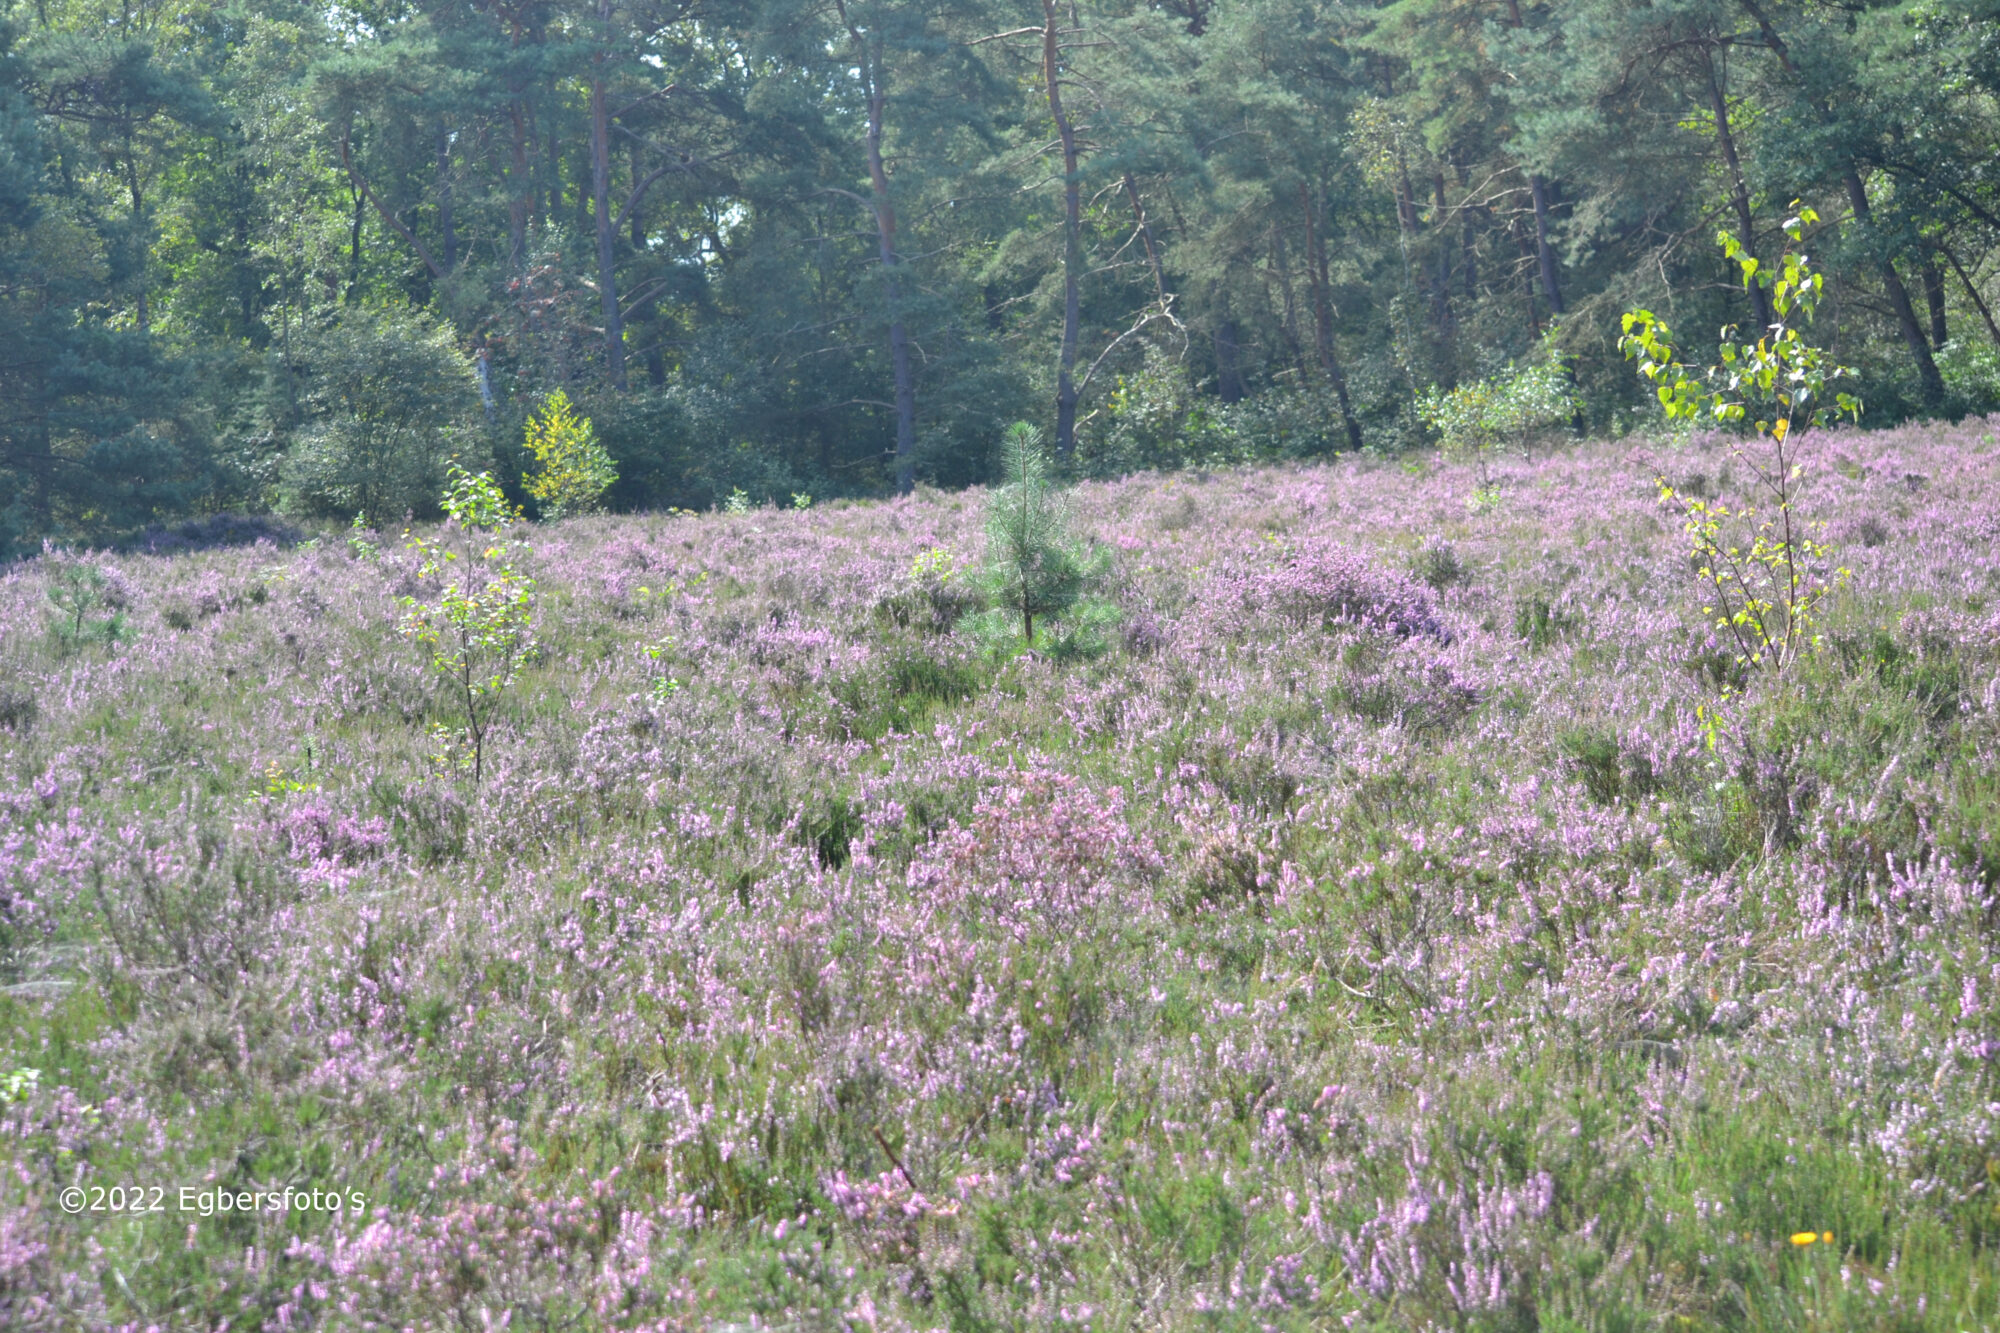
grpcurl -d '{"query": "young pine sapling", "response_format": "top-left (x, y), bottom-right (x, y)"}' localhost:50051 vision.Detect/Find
top-left (977, 423), bottom-right (1113, 653)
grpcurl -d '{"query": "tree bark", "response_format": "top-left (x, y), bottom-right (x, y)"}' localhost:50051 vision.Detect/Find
top-left (436, 129), bottom-right (457, 272)
top-left (837, 2), bottom-right (916, 493)
top-left (1527, 176), bottom-right (1563, 316)
top-left (1739, 0), bottom-right (1943, 404)
top-left (1842, 168), bottom-right (1945, 406)
top-left (1502, 0), bottom-right (1565, 318)
top-left (1043, 0), bottom-right (1083, 460)
top-left (1215, 301), bottom-right (1244, 403)
top-left (1944, 248), bottom-right (2000, 350)
top-left (1299, 182), bottom-right (1364, 451)
top-left (1921, 252), bottom-right (1947, 348)
top-left (340, 127), bottom-right (444, 280)
top-left (1702, 46), bottom-right (1773, 333)
top-left (1122, 173), bottom-right (1168, 307)
top-left (590, 0), bottom-right (626, 389)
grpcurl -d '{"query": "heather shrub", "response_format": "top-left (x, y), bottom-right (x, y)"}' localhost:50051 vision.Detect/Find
top-left (4, 426), bottom-right (1999, 1330)
top-left (1512, 591), bottom-right (1578, 650)
top-left (1234, 537), bottom-right (1450, 642)
top-left (874, 545), bottom-right (980, 634)
top-left (829, 646), bottom-right (980, 741)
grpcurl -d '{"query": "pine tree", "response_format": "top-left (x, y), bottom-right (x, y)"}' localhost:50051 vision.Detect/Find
top-left (980, 422), bottom-right (1091, 645)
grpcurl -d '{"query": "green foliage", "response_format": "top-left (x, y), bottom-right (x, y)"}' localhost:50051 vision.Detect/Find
top-left (279, 309), bottom-right (479, 527)
top-left (397, 463), bottom-right (537, 784)
top-left (347, 513), bottom-right (379, 562)
top-left (1082, 348), bottom-right (1239, 476)
top-left (1622, 209), bottom-right (1859, 679)
top-left (1416, 334), bottom-right (1580, 494)
top-left (974, 423), bottom-right (1113, 654)
top-left (523, 390), bottom-right (617, 520)
top-left (44, 550), bottom-right (133, 655)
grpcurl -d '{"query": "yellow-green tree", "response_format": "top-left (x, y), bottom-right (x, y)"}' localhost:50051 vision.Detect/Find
top-left (523, 391), bottom-right (617, 519)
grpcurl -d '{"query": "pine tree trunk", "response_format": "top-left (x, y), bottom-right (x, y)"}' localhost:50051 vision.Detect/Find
top-left (437, 129), bottom-right (457, 272)
top-left (1703, 46), bottom-right (1774, 334)
top-left (591, 2), bottom-right (626, 391)
top-left (1528, 175), bottom-right (1563, 316)
top-left (1945, 248), bottom-right (2000, 350)
top-left (852, 33), bottom-right (916, 494)
top-left (1922, 253), bottom-right (1948, 348)
top-left (1843, 168), bottom-right (1945, 406)
top-left (1299, 182), bottom-right (1364, 451)
top-left (1502, 0), bottom-right (1565, 319)
top-left (1044, 0), bottom-right (1082, 461)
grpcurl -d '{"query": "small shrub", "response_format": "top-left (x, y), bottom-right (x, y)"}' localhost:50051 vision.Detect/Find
top-left (1513, 593), bottom-right (1578, 650)
top-left (1417, 333), bottom-right (1579, 491)
top-left (831, 648), bottom-right (980, 739)
top-left (973, 423), bottom-right (1116, 653)
top-left (398, 463), bottom-right (538, 784)
top-left (523, 389), bottom-right (617, 519)
top-left (1622, 206), bottom-right (1859, 679)
top-left (1245, 540), bottom-right (1450, 642)
top-left (0, 686), bottom-right (35, 732)
top-left (1410, 536), bottom-right (1468, 591)
top-left (44, 548), bottom-right (134, 654)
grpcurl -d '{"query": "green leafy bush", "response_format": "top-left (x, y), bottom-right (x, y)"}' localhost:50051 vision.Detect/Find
top-left (279, 309), bottom-right (480, 526)
top-left (523, 390), bottom-right (617, 520)
top-left (398, 463), bottom-right (538, 784)
top-left (1417, 334), bottom-right (1579, 499)
top-left (1621, 207), bottom-right (1859, 679)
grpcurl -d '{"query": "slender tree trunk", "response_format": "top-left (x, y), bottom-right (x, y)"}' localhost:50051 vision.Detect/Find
top-left (1843, 168), bottom-right (1945, 406)
top-left (1739, 0), bottom-right (1943, 403)
top-left (1702, 46), bottom-right (1774, 333)
top-left (1502, 0), bottom-right (1565, 318)
top-left (508, 103), bottom-right (530, 267)
top-left (1123, 173), bottom-right (1168, 307)
top-left (1299, 182), bottom-right (1364, 451)
top-left (1945, 247), bottom-right (2000, 350)
top-left (1270, 221), bottom-right (1305, 375)
top-left (1043, 0), bottom-right (1083, 460)
top-left (347, 184), bottom-right (365, 305)
top-left (341, 128), bottom-right (443, 279)
top-left (1215, 296), bottom-right (1244, 404)
top-left (590, 0), bottom-right (626, 390)
top-left (437, 129), bottom-right (457, 272)
top-left (1921, 252), bottom-right (1947, 348)
top-left (1528, 175), bottom-right (1563, 316)
top-left (840, 17), bottom-right (917, 495)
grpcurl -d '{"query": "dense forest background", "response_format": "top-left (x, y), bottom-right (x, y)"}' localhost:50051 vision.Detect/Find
top-left (5, 0), bottom-right (2000, 553)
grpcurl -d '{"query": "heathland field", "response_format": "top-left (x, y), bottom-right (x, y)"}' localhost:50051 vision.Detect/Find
top-left (4, 423), bottom-right (2000, 1331)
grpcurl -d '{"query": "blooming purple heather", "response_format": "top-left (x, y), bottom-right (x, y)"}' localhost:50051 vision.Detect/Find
top-left (1, 424), bottom-right (1998, 1328)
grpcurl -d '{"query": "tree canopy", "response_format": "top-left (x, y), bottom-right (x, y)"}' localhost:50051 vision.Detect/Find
top-left (7, 0), bottom-right (2000, 552)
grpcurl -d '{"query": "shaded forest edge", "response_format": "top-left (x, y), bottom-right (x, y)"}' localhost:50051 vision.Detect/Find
top-left (10, 0), bottom-right (2000, 556)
